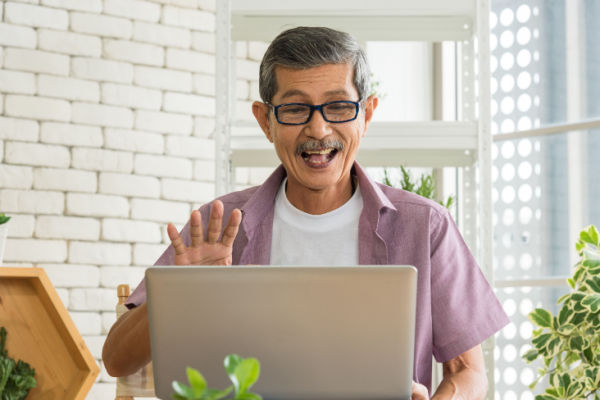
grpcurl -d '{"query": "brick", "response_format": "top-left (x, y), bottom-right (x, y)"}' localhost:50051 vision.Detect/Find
top-left (191, 31), bottom-right (215, 54)
top-left (135, 110), bottom-right (192, 135)
top-left (163, 92), bottom-right (214, 116)
top-left (103, 0), bottom-right (160, 22)
top-left (41, 122), bottom-right (103, 147)
top-left (5, 95), bottom-right (70, 122)
top-left (34, 168), bottom-right (97, 192)
top-left (103, 39), bottom-right (164, 67)
top-left (0, 189), bottom-right (64, 214)
top-left (4, 48), bottom-right (69, 75)
top-left (101, 83), bottom-right (162, 110)
top-left (72, 102), bottom-right (133, 128)
top-left (72, 148), bottom-right (133, 173)
top-left (197, 0), bottom-right (216, 11)
top-left (87, 383), bottom-right (116, 399)
top-left (6, 142), bottom-right (70, 168)
top-left (71, 12), bottom-right (132, 39)
top-left (101, 312), bottom-right (116, 335)
top-left (166, 136), bottom-right (214, 159)
top-left (104, 128), bottom-right (164, 154)
top-left (134, 154), bottom-right (192, 179)
top-left (41, 0), bottom-right (102, 12)
top-left (249, 80), bottom-right (260, 101)
top-left (131, 198), bottom-right (190, 223)
top-left (99, 172), bottom-right (160, 198)
top-left (154, 0), bottom-right (197, 8)
top-left (192, 73), bottom-right (213, 96)
top-left (67, 193), bottom-right (129, 217)
top-left (38, 74), bottom-right (100, 102)
top-left (165, 48), bottom-right (214, 74)
top-left (0, 70), bottom-right (36, 95)
top-left (193, 116), bottom-right (215, 137)
top-left (235, 100), bottom-right (255, 121)
top-left (56, 288), bottom-right (69, 308)
top-left (237, 80), bottom-right (250, 100)
top-left (100, 265), bottom-right (146, 288)
top-left (99, 363), bottom-right (117, 383)
top-left (0, 165), bottom-right (33, 189)
top-left (102, 219), bottom-right (162, 243)
top-left (0, 23), bottom-right (36, 48)
top-left (134, 66), bottom-right (191, 92)
top-left (0, 117), bottom-right (39, 141)
top-left (236, 42), bottom-right (247, 58)
top-left (70, 288), bottom-right (115, 311)
top-left (36, 215), bottom-right (100, 240)
top-left (161, 6), bottom-right (214, 31)
top-left (248, 41), bottom-right (269, 61)
top-left (4, 238), bottom-right (67, 262)
top-left (70, 241), bottom-right (131, 265)
top-left (236, 59), bottom-right (260, 81)
top-left (133, 21), bottom-right (191, 48)
top-left (194, 159), bottom-right (215, 182)
top-left (162, 178), bottom-right (214, 203)
top-left (72, 57), bottom-right (133, 84)
top-left (4, 214), bottom-right (35, 238)
top-left (71, 312), bottom-right (101, 335)
top-left (5, 3), bottom-right (68, 29)
top-left (132, 244), bottom-right (166, 265)
top-left (83, 335), bottom-right (106, 359)
top-left (41, 264), bottom-right (100, 287)
top-left (39, 29), bottom-right (102, 57)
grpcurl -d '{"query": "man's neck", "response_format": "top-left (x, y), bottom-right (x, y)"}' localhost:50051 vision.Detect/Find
top-left (284, 176), bottom-right (355, 215)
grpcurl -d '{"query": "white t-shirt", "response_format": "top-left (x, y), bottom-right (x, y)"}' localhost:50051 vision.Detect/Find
top-left (270, 178), bottom-right (363, 265)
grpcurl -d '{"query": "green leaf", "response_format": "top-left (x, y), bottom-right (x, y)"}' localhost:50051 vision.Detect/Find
top-left (557, 306), bottom-right (573, 325)
top-left (556, 323), bottom-right (574, 335)
top-left (583, 347), bottom-right (595, 363)
top-left (586, 277), bottom-right (600, 293)
top-left (0, 213), bottom-right (10, 225)
top-left (587, 225), bottom-right (599, 245)
top-left (236, 393), bottom-right (262, 400)
top-left (532, 333), bottom-right (553, 350)
top-left (172, 381), bottom-right (195, 399)
top-left (225, 354), bottom-right (243, 392)
top-left (234, 358), bottom-right (260, 394)
top-left (581, 230), bottom-right (596, 245)
top-left (205, 386), bottom-right (234, 400)
top-left (522, 349), bottom-right (539, 363)
top-left (186, 367), bottom-right (206, 397)
top-left (530, 308), bottom-right (554, 328)
top-left (569, 336), bottom-right (584, 351)
top-left (582, 294), bottom-right (600, 313)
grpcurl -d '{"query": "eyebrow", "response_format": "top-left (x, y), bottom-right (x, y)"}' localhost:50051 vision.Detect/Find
top-left (279, 89), bottom-right (352, 101)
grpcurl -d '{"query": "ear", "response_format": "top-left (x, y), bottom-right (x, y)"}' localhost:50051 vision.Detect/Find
top-left (363, 95), bottom-right (378, 126)
top-left (252, 101), bottom-right (274, 142)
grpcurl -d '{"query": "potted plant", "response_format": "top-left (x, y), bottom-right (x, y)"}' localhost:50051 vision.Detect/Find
top-left (172, 354), bottom-right (261, 400)
top-left (0, 213), bottom-right (10, 265)
top-left (523, 225), bottom-right (600, 400)
top-left (383, 166), bottom-right (454, 209)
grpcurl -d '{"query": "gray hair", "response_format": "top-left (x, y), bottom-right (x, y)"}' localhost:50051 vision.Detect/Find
top-left (259, 26), bottom-right (371, 104)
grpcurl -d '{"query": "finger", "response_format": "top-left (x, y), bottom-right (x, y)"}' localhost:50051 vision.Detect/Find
top-left (221, 208), bottom-right (242, 248)
top-left (206, 200), bottom-right (224, 244)
top-left (189, 210), bottom-right (204, 248)
top-left (411, 382), bottom-right (429, 400)
top-left (167, 223), bottom-right (187, 256)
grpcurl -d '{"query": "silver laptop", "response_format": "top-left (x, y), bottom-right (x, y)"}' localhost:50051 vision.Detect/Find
top-left (146, 265), bottom-right (417, 400)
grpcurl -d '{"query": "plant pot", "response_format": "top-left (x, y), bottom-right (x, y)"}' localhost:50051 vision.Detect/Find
top-left (0, 225), bottom-right (7, 264)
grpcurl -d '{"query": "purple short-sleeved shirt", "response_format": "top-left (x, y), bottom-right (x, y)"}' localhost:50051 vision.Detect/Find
top-left (127, 162), bottom-right (509, 392)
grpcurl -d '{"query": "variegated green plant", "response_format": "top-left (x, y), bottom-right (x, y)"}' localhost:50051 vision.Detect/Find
top-left (523, 225), bottom-right (600, 400)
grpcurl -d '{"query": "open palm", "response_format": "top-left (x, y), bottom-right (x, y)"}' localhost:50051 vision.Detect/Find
top-left (167, 201), bottom-right (242, 266)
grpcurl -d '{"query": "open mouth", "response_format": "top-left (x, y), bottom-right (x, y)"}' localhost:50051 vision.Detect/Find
top-left (301, 148), bottom-right (339, 168)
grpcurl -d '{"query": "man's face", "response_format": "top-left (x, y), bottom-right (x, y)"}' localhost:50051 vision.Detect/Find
top-left (252, 63), bottom-right (377, 198)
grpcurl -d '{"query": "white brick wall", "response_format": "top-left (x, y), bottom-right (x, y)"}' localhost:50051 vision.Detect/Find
top-left (0, 1), bottom-right (263, 395)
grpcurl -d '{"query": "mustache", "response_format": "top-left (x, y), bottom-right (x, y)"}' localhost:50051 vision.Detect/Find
top-left (295, 139), bottom-right (344, 155)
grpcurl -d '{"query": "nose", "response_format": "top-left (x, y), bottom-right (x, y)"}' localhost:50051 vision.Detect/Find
top-left (305, 108), bottom-right (332, 139)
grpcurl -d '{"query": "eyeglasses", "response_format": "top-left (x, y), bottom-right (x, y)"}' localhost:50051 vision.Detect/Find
top-left (270, 100), bottom-right (361, 125)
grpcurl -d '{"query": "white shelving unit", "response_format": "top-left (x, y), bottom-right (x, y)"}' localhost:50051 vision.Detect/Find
top-left (215, 0), bottom-right (494, 394)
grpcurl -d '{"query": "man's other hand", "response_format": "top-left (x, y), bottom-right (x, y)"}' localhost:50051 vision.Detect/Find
top-left (412, 381), bottom-right (430, 400)
top-left (167, 200), bottom-right (242, 265)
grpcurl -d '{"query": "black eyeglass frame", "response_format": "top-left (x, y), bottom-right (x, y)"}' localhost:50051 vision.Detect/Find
top-left (269, 100), bottom-right (361, 125)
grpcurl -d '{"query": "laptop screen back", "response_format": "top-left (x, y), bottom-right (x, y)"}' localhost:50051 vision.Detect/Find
top-left (146, 265), bottom-right (417, 400)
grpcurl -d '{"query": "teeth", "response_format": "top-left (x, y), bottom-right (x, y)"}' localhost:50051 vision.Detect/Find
top-left (305, 149), bottom-right (333, 155)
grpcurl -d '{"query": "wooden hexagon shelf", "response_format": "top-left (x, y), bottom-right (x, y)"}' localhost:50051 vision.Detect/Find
top-left (0, 267), bottom-right (99, 399)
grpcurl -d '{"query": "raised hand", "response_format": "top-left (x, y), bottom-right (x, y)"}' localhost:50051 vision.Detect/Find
top-left (167, 200), bottom-right (242, 266)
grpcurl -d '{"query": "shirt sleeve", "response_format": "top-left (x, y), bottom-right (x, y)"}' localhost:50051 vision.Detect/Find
top-left (429, 209), bottom-right (510, 362)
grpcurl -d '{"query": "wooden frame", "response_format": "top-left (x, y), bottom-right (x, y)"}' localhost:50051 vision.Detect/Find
top-left (0, 267), bottom-right (99, 399)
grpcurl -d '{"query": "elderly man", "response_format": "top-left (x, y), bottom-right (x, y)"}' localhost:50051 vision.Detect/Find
top-left (103, 26), bottom-right (508, 399)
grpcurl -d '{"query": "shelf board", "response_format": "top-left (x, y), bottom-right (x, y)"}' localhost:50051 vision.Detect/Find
top-left (230, 121), bottom-right (478, 168)
top-left (230, 0), bottom-right (475, 42)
